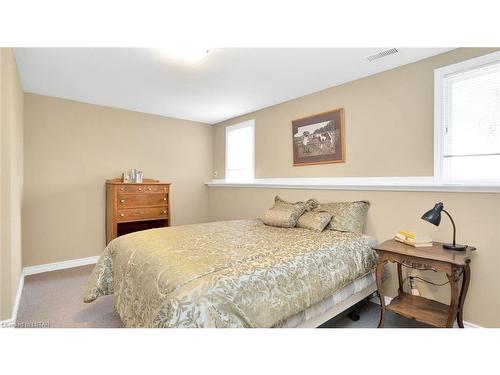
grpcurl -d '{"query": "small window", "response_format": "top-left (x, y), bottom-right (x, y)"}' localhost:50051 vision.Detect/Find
top-left (435, 51), bottom-right (500, 184)
top-left (225, 120), bottom-right (255, 181)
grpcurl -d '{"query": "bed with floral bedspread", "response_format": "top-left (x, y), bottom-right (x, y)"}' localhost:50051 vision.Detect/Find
top-left (84, 219), bottom-right (375, 328)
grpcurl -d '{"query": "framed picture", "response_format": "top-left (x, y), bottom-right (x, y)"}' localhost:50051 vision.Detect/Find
top-left (292, 108), bottom-right (345, 166)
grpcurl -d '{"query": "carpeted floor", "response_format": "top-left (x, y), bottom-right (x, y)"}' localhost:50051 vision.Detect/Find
top-left (16, 265), bottom-right (430, 328)
top-left (17, 265), bottom-right (123, 328)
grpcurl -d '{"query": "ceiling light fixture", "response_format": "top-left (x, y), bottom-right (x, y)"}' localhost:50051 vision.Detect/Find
top-left (160, 48), bottom-right (210, 63)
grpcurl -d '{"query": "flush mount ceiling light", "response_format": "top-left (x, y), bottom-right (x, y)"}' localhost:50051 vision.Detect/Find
top-left (160, 48), bottom-right (210, 63)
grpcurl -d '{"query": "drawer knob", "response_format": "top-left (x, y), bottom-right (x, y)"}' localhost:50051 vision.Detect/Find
top-left (163, 187), bottom-right (167, 190)
top-left (163, 197), bottom-right (167, 201)
top-left (163, 210), bottom-right (167, 214)
top-left (120, 187), bottom-right (124, 191)
top-left (120, 199), bottom-right (125, 203)
top-left (120, 213), bottom-right (124, 217)
top-left (148, 187), bottom-right (152, 191)
top-left (138, 187), bottom-right (142, 191)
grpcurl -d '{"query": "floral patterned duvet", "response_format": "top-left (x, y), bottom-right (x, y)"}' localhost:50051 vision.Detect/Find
top-left (84, 219), bottom-right (375, 327)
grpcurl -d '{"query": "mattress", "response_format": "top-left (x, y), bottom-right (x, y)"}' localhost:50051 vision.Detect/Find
top-left (279, 270), bottom-right (376, 327)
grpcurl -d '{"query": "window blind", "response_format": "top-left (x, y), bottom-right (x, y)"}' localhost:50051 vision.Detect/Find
top-left (442, 60), bottom-right (500, 182)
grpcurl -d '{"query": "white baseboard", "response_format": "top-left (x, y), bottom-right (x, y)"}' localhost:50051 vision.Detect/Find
top-left (23, 255), bottom-right (100, 276)
top-left (460, 320), bottom-right (482, 328)
top-left (1, 272), bottom-right (25, 328)
top-left (369, 295), bottom-right (482, 328)
top-left (11, 272), bottom-right (24, 323)
top-left (1, 255), bottom-right (100, 327)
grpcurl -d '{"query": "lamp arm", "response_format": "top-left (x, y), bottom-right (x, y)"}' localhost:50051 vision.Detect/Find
top-left (442, 209), bottom-right (456, 246)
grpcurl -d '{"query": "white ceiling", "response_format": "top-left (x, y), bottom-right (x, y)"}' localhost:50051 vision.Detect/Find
top-left (14, 48), bottom-right (453, 124)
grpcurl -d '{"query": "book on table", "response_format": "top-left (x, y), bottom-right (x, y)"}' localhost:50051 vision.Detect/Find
top-left (394, 230), bottom-right (433, 247)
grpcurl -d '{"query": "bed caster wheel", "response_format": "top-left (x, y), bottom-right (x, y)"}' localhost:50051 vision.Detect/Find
top-left (348, 311), bottom-right (360, 321)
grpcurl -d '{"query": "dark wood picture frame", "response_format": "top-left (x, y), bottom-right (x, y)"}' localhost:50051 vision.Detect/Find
top-left (292, 108), bottom-right (345, 166)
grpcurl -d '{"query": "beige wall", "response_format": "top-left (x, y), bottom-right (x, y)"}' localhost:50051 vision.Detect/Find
top-left (0, 48), bottom-right (24, 320)
top-left (23, 94), bottom-right (212, 266)
top-left (209, 48), bottom-right (500, 327)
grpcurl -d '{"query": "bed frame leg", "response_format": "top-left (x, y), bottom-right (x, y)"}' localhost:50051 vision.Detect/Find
top-left (347, 310), bottom-right (360, 321)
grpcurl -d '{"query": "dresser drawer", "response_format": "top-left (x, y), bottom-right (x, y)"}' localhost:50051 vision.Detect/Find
top-left (116, 184), bottom-right (169, 193)
top-left (143, 184), bottom-right (169, 193)
top-left (117, 193), bottom-right (168, 208)
top-left (116, 185), bottom-right (147, 193)
top-left (117, 207), bottom-right (168, 222)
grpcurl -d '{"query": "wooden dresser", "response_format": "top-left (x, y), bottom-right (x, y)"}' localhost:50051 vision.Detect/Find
top-left (106, 178), bottom-right (171, 244)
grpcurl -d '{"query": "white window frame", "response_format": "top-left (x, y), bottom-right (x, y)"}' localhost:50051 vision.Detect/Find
top-left (434, 50), bottom-right (500, 185)
top-left (225, 119), bottom-right (255, 181)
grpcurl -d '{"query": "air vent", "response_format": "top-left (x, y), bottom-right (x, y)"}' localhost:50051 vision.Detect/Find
top-left (365, 48), bottom-right (399, 62)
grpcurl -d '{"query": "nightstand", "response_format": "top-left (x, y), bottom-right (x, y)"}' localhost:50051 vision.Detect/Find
top-left (373, 239), bottom-right (476, 328)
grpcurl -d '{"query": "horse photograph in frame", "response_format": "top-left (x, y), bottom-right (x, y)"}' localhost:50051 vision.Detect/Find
top-left (292, 108), bottom-right (345, 166)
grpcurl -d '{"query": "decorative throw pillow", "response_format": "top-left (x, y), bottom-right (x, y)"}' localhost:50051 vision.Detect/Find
top-left (273, 196), bottom-right (318, 212)
top-left (297, 211), bottom-right (333, 232)
top-left (261, 196), bottom-right (316, 228)
top-left (315, 201), bottom-right (370, 234)
top-left (262, 209), bottom-right (299, 228)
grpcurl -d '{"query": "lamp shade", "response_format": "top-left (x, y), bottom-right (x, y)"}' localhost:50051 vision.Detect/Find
top-left (421, 202), bottom-right (444, 226)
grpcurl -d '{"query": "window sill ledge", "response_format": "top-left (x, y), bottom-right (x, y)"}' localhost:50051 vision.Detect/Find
top-left (206, 177), bottom-right (500, 193)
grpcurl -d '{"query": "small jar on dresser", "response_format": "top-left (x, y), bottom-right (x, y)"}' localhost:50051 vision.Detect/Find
top-left (106, 178), bottom-right (171, 244)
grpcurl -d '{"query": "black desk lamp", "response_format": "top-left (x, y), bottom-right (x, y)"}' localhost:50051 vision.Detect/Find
top-left (421, 202), bottom-right (467, 251)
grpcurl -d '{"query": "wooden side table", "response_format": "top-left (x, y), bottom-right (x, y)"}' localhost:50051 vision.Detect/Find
top-left (374, 239), bottom-right (475, 328)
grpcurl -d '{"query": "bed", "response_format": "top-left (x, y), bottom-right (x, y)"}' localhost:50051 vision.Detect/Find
top-left (84, 219), bottom-right (377, 328)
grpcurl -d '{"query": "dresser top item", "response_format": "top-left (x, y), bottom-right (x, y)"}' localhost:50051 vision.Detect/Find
top-left (373, 239), bottom-right (476, 266)
top-left (106, 178), bottom-right (170, 185)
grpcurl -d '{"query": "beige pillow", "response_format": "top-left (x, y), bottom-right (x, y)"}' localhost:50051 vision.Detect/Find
top-left (261, 196), bottom-right (316, 228)
top-left (262, 209), bottom-right (300, 228)
top-left (315, 201), bottom-right (370, 234)
top-left (297, 211), bottom-right (332, 232)
top-left (273, 196), bottom-right (318, 211)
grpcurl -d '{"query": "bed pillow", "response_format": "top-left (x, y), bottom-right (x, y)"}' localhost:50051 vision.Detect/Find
top-left (296, 211), bottom-right (333, 232)
top-left (261, 196), bottom-right (317, 228)
top-left (272, 195), bottom-right (318, 212)
top-left (315, 201), bottom-right (370, 234)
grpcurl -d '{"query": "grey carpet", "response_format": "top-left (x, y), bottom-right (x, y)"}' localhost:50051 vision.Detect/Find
top-left (16, 265), bottom-right (429, 328)
top-left (16, 265), bottom-right (123, 328)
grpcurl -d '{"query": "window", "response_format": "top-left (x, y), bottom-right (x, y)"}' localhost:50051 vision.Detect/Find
top-left (435, 51), bottom-right (500, 184)
top-left (225, 120), bottom-right (255, 181)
